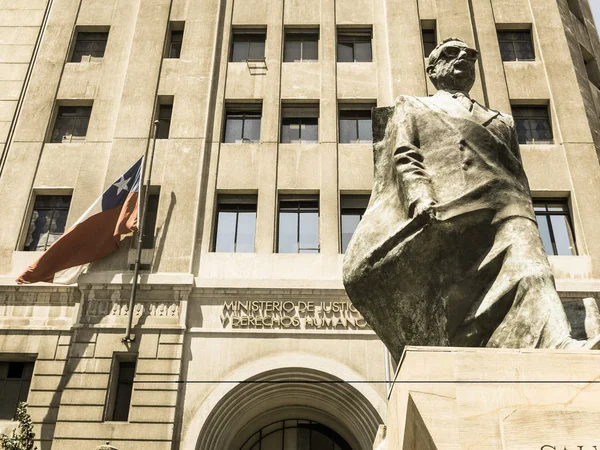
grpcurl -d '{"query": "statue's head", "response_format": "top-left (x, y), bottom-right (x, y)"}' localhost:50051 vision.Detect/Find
top-left (427, 38), bottom-right (479, 93)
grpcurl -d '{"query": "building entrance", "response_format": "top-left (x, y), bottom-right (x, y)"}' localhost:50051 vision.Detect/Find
top-left (239, 419), bottom-right (353, 450)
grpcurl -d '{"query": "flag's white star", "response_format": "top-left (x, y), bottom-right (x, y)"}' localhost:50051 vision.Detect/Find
top-left (113, 176), bottom-right (131, 195)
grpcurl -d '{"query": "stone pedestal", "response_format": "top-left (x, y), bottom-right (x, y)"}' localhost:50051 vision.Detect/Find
top-left (385, 347), bottom-right (600, 450)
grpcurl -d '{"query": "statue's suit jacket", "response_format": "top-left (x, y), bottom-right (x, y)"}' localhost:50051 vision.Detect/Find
top-left (342, 92), bottom-right (541, 360)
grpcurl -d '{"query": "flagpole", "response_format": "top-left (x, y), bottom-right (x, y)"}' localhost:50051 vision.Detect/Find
top-left (122, 119), bottom-right (160, 343)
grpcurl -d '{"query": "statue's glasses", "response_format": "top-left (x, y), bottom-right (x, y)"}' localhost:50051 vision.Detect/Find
top-left (439, 45), bottom-right (479, 61)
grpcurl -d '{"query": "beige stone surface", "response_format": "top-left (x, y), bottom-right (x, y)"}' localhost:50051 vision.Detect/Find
top-left (386, 347), bottom-right (600, 450)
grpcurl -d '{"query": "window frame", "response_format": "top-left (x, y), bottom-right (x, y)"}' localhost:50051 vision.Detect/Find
top-left (533, 199), bottom-right (578, 256)
top-left (166, 22), bottom-right (185, 59)
top-left (277, 196), bottom-right (320, 254)
top-left (511, 104), bottom-right (553, 145)
top-left (212, 195), bottom-right (258, 253)
top-left (0, 361), bottom-right (35, 420)
top-left (156, 102), bottom-right (173, 139)
top-left (230, 29), bottom-right (267, 62)
top-left (223, 103), bottom-right (263, 143)
top-left (497, 29), bottom-right (535, 62)
top-left (104, 354), bottom-right (137, 422)
top-left (283, 28), bottom-right (319, 62)
top-left (340, 195), bottom-right (370, 253)
top-left (280, 103), bottom-right (319, 144)
top-left (22, 193), bottom-right (72, 252)
top-left (337, 27), bottom-right (373, 63)
top-left (49, 104), bottom-right (93, 143)
top-left (338, 103), bottom-right (375, 144)
top-left (421, 21), bottom-right (437, 58)
top-left (69, 28), bottom-right (110, 63)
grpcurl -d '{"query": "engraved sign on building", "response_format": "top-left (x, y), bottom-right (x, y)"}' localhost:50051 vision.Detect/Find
top-left (220, 300), bottom-right (369, 330)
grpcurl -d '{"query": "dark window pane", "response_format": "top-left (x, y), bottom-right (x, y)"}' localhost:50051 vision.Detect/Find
top-left (168, 30), bottom-right (183, 58)
top-left (70, 31), bottom-right (109, 62)
top-left (302, 39), bottom-right (318, 60)
top-left (141, 193), bottom-right (159, 249)
top-left (24, 195), bottom-right (71, 251)
top-left (513, 106), bottom-right (552, 144)
top-left (354, 41), bottom-right (372, 62)
top-left (284, 40), bottom-right (302, 62)
top-left (337, 42), bottom-right (354, 62)
top-left (248, 40), bottom-right (265, 59)
top-left (231, 40), bottom-right (249, 62)
top-left (0, 381), bottom-right (20, 419)
top-left (157, 105), bottom-right (172, 139)
top-left (497, 30), bottom-right (534, 61)
top-left (50, 106), bottom-right (92, 143)
top-left (0, 362), bottom-right (34, 420)
top-left (112, 361), bottom-right (135, 421)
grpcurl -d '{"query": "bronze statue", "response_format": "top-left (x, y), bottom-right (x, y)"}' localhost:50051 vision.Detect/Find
top-left (342, 38), bottom-right (600, 362)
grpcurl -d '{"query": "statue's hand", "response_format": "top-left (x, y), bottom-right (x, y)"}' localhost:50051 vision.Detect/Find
top-left (410, 197), bottom-right (437, 220)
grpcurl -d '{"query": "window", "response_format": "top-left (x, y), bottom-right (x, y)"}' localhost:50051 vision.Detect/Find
top-left (512, 105), bottom-right (553, 144)
top-left (24, 195), bottom-right (71, 251)
top-left (278, 196), bottom-right (319, 253)
top-left (230, 29), bottom-right (266, 62)
top-left (50, 105), bottom-right (92, 143)
top-left (213, 195), bottom-right (257, 252)
top-left (533, 200), bottom-right (577, 256)
top-left (284, 29), bottom-right (319, 62)
top-left (581, 46), bottom-right (600, 90)
top-left (156, 103), bottom-right (172, 139)
top-left (0, 362), bottom-right (34, 420)
top-left (141, 191), bottom-right (160, 249)
top-left (337, 28), bottom-right (372, 62)
top-left (421, 21), bottom-right (436, 57)
top-left (239, 419), bottom-right (352, 450)
top-left (567, 0), bottom-right (584, 22)
top-left (281, 103), bottom-right (319, 143)
top-left (338, 103), bottom-right (374, 143)
top-left (340, 195), bottom-right (369, 253)
top-left (497, 30), bottom-right (534, 61)
top-left (106, 357), bottom-right (136, 422)
top-left (166, 22), bottom-right (184, 58)
top-left (70, 30), bottom-right (109, 62)
top-left (223, 104), bottom-right (262, 143)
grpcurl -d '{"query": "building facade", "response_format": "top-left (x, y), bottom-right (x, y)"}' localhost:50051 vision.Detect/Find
top-left (0, 0), bottom-right (600, 448)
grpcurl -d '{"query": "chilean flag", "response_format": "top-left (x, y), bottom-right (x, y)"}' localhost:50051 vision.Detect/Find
top-left (16, 157), bottom-right (144, 284)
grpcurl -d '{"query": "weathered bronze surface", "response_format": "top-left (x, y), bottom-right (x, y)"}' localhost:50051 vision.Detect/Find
top-left (342, 38), bottom-right (600, 361)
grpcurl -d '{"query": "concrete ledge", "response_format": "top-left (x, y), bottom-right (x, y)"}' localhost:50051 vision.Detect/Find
top-left (385, 346), bottom-right (600, 450)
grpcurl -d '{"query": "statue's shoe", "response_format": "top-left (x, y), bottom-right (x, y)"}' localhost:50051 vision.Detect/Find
top-left (584, 334), bottom-right (600, 350)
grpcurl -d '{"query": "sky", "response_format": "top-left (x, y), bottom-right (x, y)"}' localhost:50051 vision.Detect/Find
top-left (592, 0), bottom-right (600, 28)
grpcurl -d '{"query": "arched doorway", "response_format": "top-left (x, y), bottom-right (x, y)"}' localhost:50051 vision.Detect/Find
top-left (195, 367), bottom-right (383, 450)
top-left (239, 419), bottom-right (352, 450)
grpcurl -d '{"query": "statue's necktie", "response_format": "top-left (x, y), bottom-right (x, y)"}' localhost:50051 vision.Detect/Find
top-left (452, 93), bottom-right (474, 112)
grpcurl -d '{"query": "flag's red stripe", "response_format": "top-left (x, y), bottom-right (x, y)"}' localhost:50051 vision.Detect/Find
top-left (16, 192), bottom-right (139, 284)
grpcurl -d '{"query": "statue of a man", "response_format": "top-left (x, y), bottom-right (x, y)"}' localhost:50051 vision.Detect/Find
top-left (342, 38), bottom-right (600, 362)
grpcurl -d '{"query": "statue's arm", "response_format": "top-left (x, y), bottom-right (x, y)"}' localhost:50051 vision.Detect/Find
top-left (392, 103), bottom-right (437, 218)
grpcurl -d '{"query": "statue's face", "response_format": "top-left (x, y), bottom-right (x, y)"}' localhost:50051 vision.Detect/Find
top-left (427, 41), bottom-right (478, 92)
